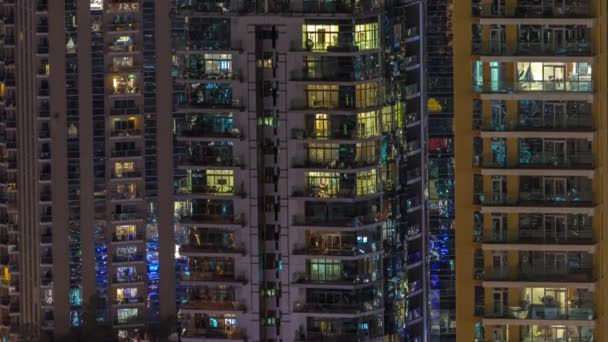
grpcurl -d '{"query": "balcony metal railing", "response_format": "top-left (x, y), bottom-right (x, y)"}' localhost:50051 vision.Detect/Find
top-left (178, 127), bottom-right (243, 139)
top-left (292, 271), bottom-right (379, 285)
top-left (180, 243), bottom-right (246, 255)
top-left (474, 81), bottom-right (593, 93)
top-left (180, 271), bottom-right (247, 283)
top-left (181, 300), bottom-right (246, 312)
top-left (178, 213), bottom-right (245, 226)
top-left (112, 232), bottom-right (144, 242)
top-left (112, 253), bottom-right (144, 263)
top-left (110, 128), bottom-right (142, 137)
top-left (293, 301), bottom-right (382, 314)
top-left (110, 106), bottom-right (141, 116)
top-left (181, 328), bottom-right (246, 340)
top-left (291, 128), bottom-right (380, 141)
top-left (178, 155), bottom-right (244, 168)
top-left (114, 296), bottom-right (145, 305)
top-left (291, 186), bottom-right (380, 199)
top-left (113, 274), bottom-right (145, 283)
top-left (292, 158), bottom-right (379, 170)
top-left (111, 149), bottom-right (142, 158)
top-left (112, 212), bottom-right (142, 221)
top-left (292, 241), bottom-right (379, 256)
top-left (292, 214), bottom-right (384, 227)
top-left (176, 184), bottom-right (245, 197)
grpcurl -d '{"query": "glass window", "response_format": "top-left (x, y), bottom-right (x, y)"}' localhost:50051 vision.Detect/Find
top-left (310, 259), bottom-right (342, 281)
top-left (354, 23), bottom-right (379, 50)
top-left (306, 85), bottom-right (338, 108)
top-left (355, 83), bottom-right (378, 109)
top-left (302, 24), bottom-right (339, 51)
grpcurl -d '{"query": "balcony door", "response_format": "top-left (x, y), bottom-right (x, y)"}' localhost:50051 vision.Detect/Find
top-left (491, 176), bottom-right (506, 202)
top-left (492, 214), bottom-right (507, 241)
top-left (545, 252), bottom-right (568, 275)
top-left (543, 26), bottom-right (567, 52)
top-left (492, 288), bottom-right (508, 316)
top-left (492, 252), bottom-right (508, 275)
top-left (491, 0), bottom-right (505, 16)
top-left (491, 326), bottom-right (507, 342)
top-left (489, 26), bottom-right (506, 55)
top-left (544, 177), bottom-right (567, 201)
top-left (320, 233), bottom-right (341, 250)
top-left (543, 102), bottom-right (567, 128)
top-left (543, 139), bottom-right (566, 165)
top-left (543, 63), bottom-right (566, 90)
top-left (544, 215), bottom-right (567, 242)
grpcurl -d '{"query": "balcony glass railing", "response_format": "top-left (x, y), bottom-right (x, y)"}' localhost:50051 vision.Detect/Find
top-left (292, 271), bottom-right (379, 285)
top-left (482, 154), bottom-right (594, 169)
top-left (485, 266), bottom-right (594, 282)
top-left (483, 117), bottom-right (593, 131)
top-left (480, 195), bottom-right (593, 207)
top-left (180, 243), bottom-right (245, 255)
top-left (475, 5), bottom-right (591, 17)
top-left (474, 81), bottom-right (593, 93)
top-left (294, 300), bottom-right (382, 314)
top-left (292, 241), bottom-right (378, 256)
top-left (479, 43), bottom-right (592, 57)
top-left (180, 271), bottom-right (246, 283)
top-left (486, 303), bottom-right (594, 321)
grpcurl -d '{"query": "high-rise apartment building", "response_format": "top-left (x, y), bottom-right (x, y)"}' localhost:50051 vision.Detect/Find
top-left (170, 0), bottom-right (428, 341)
top-left (2, 0), bottom-right (428, 341)
top-left (455, 0), bottom-right (605, 341)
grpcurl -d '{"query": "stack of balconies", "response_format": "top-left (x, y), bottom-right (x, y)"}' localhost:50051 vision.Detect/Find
top-left (470, 1), bottom-right (597, 341)
top-left (104, 0), bottom-right (147, 333)
top-left (172, 4), bottom-right (250, 341)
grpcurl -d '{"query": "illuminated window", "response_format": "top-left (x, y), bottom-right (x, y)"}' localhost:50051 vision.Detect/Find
top-left (310, 259), bottom-right (342, 281)
top-left (356, 111), bottom-right (379, 137)
top-left (355, 141), bottom-right (378, 163)
top-left (116, 288), bottom-right (138, 302)
top-left (308, 143), bottom-right (338, 164)
top-left (114, 162), bottom-right (135, 177)
top-left (355, 83), bottom-right (378, 109)
top-left (356, 169), bottom-right (377, 195)
top-left (115, 225), bottom-right (136, 240)
top-left (313, 114), bottom-right (329, 138)
top-left (90, 0), bottom-right (103, 10)
top-left (302, 24), bottom-right (339, 51)
top-left (306, 85), bottom-right (338, 108)
top-left (306, 172), bottom-right (340, 197)
top-left (204, 53), bottom-right (232, 76)
top-left (117, 308), bottom-right (138, 323)
top-left (382, 106), bottom-right (393, 132)
top-left (354, 22), bottom-right (379, 50)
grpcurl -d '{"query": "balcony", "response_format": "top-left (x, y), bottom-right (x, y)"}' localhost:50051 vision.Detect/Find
top-left (292, 158), bottom-right (379, 171)
top-left (108, 23), bottom-right (138, 33)
top-left (113, 316), bottom-right (145, 327)
top-left (110, 149), bottom-right (142, 158)
top-left (293, 301), bottom-right (382, 318)
top-left (113, 274), bottom-right (145, 285)
top-left (292, 213), bottom-right (384, 231)
top-left (477, 44), bottom-right (594, 63)
top-left (292, 240), bottom-right (380, 259)
top-left (180, 300), bottom-right (246, 313)
top-left (291, 271), bottom-right (380, 290)
top-left (177, 127), bottom-right (243, 141)
top-left (180, 271), bottom-right (247, 286)
top-left (177, 156), bottom-right (245, 170)
top-left (114, 296), bottom-right (145, 306)
top-left (177, 184), bottom-right (245, 199)
top-left (481, 156), bottom-right (595, 178)
top-left (298, 0), bottom-right (380, 14)
top-left (475, 5), bottom-right (594, 26)
top-left (173, 37), bottom-right (242, 54)
top-left (291, 128), bottom-right (380, 142)
top-left (181, 328), bottom-right (246, 341)
top-left (110, 106), bottom-right (141, 116)
top-left (474, 81), bottom-right (593, 101)
top-left (482, 233), bottom-right (596, 253)
top-left (480, 118), bottom-right (594, 140)
top-left (290, 66), bottom-right (380, 83)
top-left (483, 266), bottom-right (595, 289)
top-left (480, 196), bottom-right (595, 215)
top-left (110, 128), bottom-right (142, 138)
top-left (179, 243), bottom-right (246, 257)
top-left (112, 253), bottom-right (145, 264)
top-left (111, 171), bottom-right (142, 180)
top-left (175, 68), bottom-right (242, 82)
top-left (111, 191), bottom-right (141, 201)
top-left (178, 213), bottom-right (245, 229)
top-left (291, 186), bottom-right (380, 202)
top-left (483, 304), bottom-right (595, 327)
top-left (112, 212), bottom-right (143, 222)
top-left (106, 2), bottom-right (139, 12)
